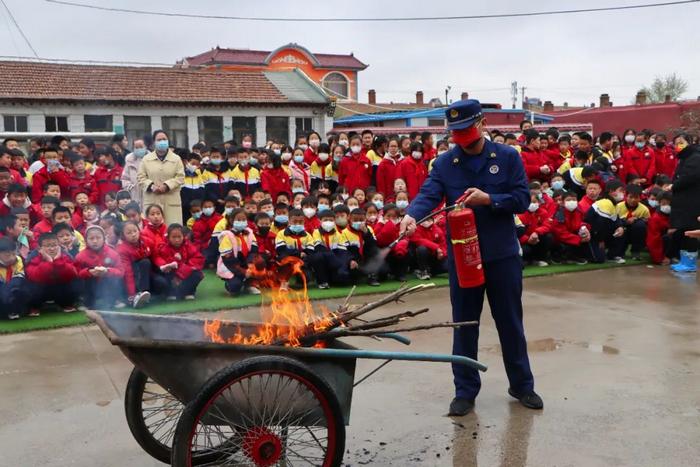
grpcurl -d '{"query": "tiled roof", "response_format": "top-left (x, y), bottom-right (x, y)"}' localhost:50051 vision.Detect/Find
top-left (334, 102), bottom-right (432, 118)
top-left (183, 45), bottom-right (368, 70)
top-left (0, 61), bottom-right (329, 105)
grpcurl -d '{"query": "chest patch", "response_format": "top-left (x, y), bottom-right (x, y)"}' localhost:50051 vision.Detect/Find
top-left (489, 165), bottom-right (500, 174)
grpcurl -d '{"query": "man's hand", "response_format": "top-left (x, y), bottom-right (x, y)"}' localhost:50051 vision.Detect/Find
top-left (399, 215), bottom-right (416, 236)
top-left (462, 187), bottom-right (491, 207)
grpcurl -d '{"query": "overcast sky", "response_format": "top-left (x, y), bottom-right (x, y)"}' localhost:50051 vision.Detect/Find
top-left (2, 0), bottom-right (699, 108)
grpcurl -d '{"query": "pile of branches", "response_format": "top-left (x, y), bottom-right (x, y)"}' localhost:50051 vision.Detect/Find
top-left (273, 283), bottom-right (477, 346)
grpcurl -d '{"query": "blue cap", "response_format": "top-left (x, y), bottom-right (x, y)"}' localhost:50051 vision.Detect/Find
top-left (445, 99), bottom-right (483, 130)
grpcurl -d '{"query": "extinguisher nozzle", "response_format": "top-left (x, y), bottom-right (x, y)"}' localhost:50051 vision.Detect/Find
top-left (360, 247), bottom-right (392, 275)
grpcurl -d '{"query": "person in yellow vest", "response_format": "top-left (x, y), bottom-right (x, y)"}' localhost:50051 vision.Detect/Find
top-left (229, 147), bottom-right (261, 199)
top-left (615, 184), bottom-right (650, 261)
top-left (309, 143), bottom-right (338, 193)
top-left (181, 152), bottom-right (205, 223)
top-left (309, 209), bottom-right (350, 289)
top-left (0, 237), bottom-right (27, 320)
top-left (275, 208), bottom-right (315, 290)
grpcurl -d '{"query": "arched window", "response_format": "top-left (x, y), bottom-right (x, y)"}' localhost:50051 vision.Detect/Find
top-left (322, 72), bottom-right (349, 99)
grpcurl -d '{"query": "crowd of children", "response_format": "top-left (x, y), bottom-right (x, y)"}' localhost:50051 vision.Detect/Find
top-left (0, 124), bottom-right (694, 319)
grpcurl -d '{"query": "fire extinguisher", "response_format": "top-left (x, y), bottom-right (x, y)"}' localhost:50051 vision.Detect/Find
top-left (447, 205), bottom-right (485, 288)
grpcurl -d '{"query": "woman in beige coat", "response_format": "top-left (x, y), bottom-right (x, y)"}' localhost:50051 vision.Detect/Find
top-left (137, 130), bottom-right (185, 225)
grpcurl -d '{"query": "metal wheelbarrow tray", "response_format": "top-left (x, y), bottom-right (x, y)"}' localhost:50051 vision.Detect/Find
top-left (87, 310), bottom-right (487, 466)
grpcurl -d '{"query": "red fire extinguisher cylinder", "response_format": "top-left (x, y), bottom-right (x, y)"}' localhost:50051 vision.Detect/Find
top-left (447, 206), bottom-right (485, 288)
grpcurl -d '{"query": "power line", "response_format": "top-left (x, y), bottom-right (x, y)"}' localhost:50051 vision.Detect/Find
top-left (45, 0), bottom-right (700, 23)
top-left (0, 54), bottom-right (173, 66)
top-left (1, 0), bottom-right (38, 57)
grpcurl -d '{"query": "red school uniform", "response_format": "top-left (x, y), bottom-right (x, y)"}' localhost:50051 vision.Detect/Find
top-left (398, 156), bottom-right (428, 200)
top-left (261, 167), bottom-right (291, 201)
top-left (68, 172), bottom-right (96, 202)
top-left (154, 240), bottom-right (205, 280)
top-left (92, 164), bottom-right (123, 206)
top-left (304, 216), bottom-right (321, 235)
top-left (622, 145), bottom-right (656, 184)
top-left (520, 147), bottom-right (553, 183)
top-left (140, 222), bottom-right (167, 252)
top-left (338, 153), bottom-right (372, 192)
top-left (31, 166), bottom-right (71, 202)
top-left (254, 230), bottom-right (277, 262)
top-left (116, 239), bottom-right (152, 296)
top-left (373, 220), bottom-right (409, 256)
top-left (375, 155), bottom-right (402, 197)
top-left (646, 210), bottom-right (671, 264)
top-left (654, 145), bottom-right (678, 178)
top-left (191, 212), bottom-right (223, 249)
top-left (303, 147), bottom-right (318, 165)
top-left (517, 207), bottom-right (553, 244)
top-left (551, 206), bottom-right (589, 246)
top-left (74, 245), bottom-right (124, 280)
top-left (410, 222), bottom-right (447, 255)
top-left (25, 251), bottom-right (78, 285)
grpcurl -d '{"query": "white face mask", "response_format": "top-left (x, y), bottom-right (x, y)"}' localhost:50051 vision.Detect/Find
top-left (318, 153), bottom-right (329, 162)
top-left (321, 220), bottom-right (336, 232)
top-left (448, 143), bottom-right (456, 149)
top-left (273, 149), bottom-right (282, 156)
top-left (309, 139), bottom-right (320, 148)
top-left (298, 144), bottom-right (309, 151)
top-left (281, 152), bottom-right (292, 161)
top-left (350, 145), bottom-right (362, 154)
top-left (396, 200), bottom-right (409, 209)
top-left (367, 215), bottom-right (378, 223)
top-left (437, 150), bottom-right (447, 156)
top-left (528, 202), bottom-right (540, 212)
top-left (564, 200), bottom-right (578, 212)
top-left (303, 207), bottom-right (316, 218)
top-left (612, 192), bottom-right (625, 202)
top-left (339, 139), bottom-right (349, 147)
top-left (624, 134), bottom-right (635, 143)
top-left (647, 199), bottom-right (659, 208)
top-left (659, 205), bottom-right (671, 214)
top-left (411, 151), bottom-right (423, 160)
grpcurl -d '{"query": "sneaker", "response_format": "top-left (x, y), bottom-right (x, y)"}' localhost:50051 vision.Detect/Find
top-left (114, 301), bottom-right (127, 310)
top-left (631, 254), bottom-right (642, 261)
top-left (414, 269), bottom-right (425, 279)
top-left (574, 258), bottom-right (588, 265)
top-left (28, 309), bottom-right (40, 317)
top-left (76, 304), bottom-right (88, 312)
top-left (8, 313), bottom-right (19, 320)
top-left (62, 306), bottom-right (77, 313)
top-left (536, 261), bottom-right (549, 267)
top-left (184, 295), bottom-right (196, 300)
top-left (166, 296), bottom-right (177, 301)
top-left (246, 286), bottom-right (261, 295)
top-left (317, 282), bottom-right (329, 290)
top-left (448, 397), bottom-right (475, 416)
top-left (367, 274), bottom-right (380, 287)
top-left (612, 256), bottom-right (626, 264)
top-left (132, 291), bottom-right (151, 309)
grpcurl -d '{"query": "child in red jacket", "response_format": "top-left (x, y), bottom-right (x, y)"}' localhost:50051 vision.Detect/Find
top-left (153, 224), bottom-right (205, 300)
top-left (517, 193), bottom-right (554, 266)
top-left (374, 204), bottom-right (410, 280)
top-left (75, 225), bottom-right (126, 309)
top-left (254, 212), bottom-right (276, 267)
top-left (551, 191), bottom-right (592, 264)
top-left (25, 232), bottom-right (81, 314)
top-left (409, 212), bottom-right (448, 280)
top-left (116, 221), bottom-right (152, 308)
top-left (191, 198), bottom-right (223, 267)
top-left (646, 191), bottom-right (674, 264)
top-left (141, 204), bottom-right (167, 252)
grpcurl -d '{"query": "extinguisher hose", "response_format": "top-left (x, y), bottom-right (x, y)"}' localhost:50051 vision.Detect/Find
top-left (389, 202), bottom-right (461, 248)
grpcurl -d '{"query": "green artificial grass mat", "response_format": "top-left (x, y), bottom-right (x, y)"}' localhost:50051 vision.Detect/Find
top-left (0, 257), bottom-right (646, 334)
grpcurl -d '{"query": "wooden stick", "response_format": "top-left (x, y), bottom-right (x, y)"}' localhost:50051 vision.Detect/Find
top-left (345, 308), bottom-right (429, 331)
top-left (339, 285), bottom-right (357, 313)
top-left (330, 320), bottom-right (479, 336)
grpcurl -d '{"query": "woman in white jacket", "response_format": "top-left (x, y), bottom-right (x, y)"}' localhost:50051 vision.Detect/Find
top-left (120, 138), bottom-right (148, 208)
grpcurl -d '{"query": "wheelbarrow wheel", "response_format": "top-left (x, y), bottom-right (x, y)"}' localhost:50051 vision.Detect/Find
top-left (124, 368), bottom-right (223, 465)
top-left (171, 355), bottom-right (345, 467)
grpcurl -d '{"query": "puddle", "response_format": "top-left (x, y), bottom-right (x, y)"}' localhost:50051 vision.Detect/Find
top-left (482, 338), bottom-right (620, 355)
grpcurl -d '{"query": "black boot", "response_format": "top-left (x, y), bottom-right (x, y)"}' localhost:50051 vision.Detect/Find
top-left (448, 397), bottom-right (475, 416)
top-left (508, 388), bottom-right (543, 409)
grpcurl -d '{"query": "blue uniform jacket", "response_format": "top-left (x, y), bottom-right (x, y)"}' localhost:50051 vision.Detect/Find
top-left (406, 140), bottom-right (529, 263)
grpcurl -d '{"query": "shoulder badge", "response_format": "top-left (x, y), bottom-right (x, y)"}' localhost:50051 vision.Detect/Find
top-left (489, 152), bottom-right (497, 158)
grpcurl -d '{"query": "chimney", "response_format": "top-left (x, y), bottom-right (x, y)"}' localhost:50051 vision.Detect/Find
top-left (416, 90), bottom-right (424, 105)
top-left (461, 92), bottom-right (469, 100)
top-left (635, 91), bottom-right (647, 105)
top-left (563, 102), bottom-right (569, 109)
top-left (664, 94), bottom-right (672, 103)
top-left (600, 93), bottom-right (610, 107)
top-left (368, 89), bottom-right (376, 105)
top-left (590, 103), bottom-right (595, 108)
top-left (543, 100), bottom-right (554, 112)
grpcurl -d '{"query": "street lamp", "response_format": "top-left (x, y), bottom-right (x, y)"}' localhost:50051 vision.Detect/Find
top-left (445, 86), bottom-right (451, 105)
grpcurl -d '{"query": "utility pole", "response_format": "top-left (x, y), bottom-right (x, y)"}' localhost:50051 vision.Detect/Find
top-left (510, 81), bottom-right (518, 109)
top-left (445, 85), bottom-right (451, 106)
top-left (520, 85), bottom-right (526, 109)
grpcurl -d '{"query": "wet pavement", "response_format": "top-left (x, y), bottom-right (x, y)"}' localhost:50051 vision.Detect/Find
top-left (1, 265), bottom-right (699, 467)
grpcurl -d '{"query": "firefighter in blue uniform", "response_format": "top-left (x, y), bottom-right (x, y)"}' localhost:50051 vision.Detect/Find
top-left (401, 99), bottom-right (543, 415)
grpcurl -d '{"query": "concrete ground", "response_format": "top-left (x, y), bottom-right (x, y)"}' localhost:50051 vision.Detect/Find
top-left (1, 265), bottom-right (699, 467)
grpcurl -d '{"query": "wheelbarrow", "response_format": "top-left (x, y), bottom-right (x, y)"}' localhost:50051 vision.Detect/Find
top-left (87, 310), bottom-right (487, 467)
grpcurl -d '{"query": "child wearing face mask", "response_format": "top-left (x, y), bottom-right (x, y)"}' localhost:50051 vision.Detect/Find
top-left (343, 207), bottom-right (381, 286)
top-left (398, 142), bottom-right (429, 201)
top-left (153, 224), bottom-right (205, 300)
top-left (217, 209), bottom-right (261, 296)
top-left (92, 148), bottom-right (124, 210)
top-left (191, 198), bottom-right (223, 268)
top-left (116, 220), bottom-right (153, 309)
top-left (303, 131), bottom-right (322, 165)
top-left (310, 143), bottom-right (338, 193)
top-left (552, 191), bottom-right (591, 264)
top-left (338, 135), bottom-right (372, 192)
top-left (75, 225), bottom-right (127, 309)
top-left (646, 191), bottom-right (675, 265)
top-left (376, 137), bottom-right (403, 196)
top-left (0, 237), bottom-right (28, 320)
top-left (517, 193), bottom-right (554, 266)
top-left (374, 204), bottom-right (410, 280)
top-left (275, 209), bottom-right (315, 289)
top-left (365, 204), bottom-right (381, 229)
top-left (309, 209), bottom-right (351, 289)
top-left (229, 147), bottom-right (261, 199)
top-left (584, 180), bottom-right (627, 263)
top-left (289, 148), bottom-right (311, 191)
top-left (181, 152), bottom-right (205, 223)
top-left (301, 196), bottom-right (320, 234)
top-left (614, 184), bottom-right (650, 261)
top-left (254, 212), bottom-right (276, 266)
top-left (409, 213), bottom-right (448, 280)
top-left (345, 197), bottom-right (360, 212)
top-left (261, 153), bottom-right (291, 202)
top-left (395, 191), bottom-right (410, 214)
top-left (201, 147), bottom-right (230, 212)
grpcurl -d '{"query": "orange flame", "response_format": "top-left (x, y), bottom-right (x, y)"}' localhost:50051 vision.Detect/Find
top-left (203, 257), bottom-right (337, 347)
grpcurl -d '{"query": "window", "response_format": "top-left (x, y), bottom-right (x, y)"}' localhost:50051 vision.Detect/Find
top-left (124, 116), bottom-right (152, 148)
top-left (3, 115), bottom-right (28, 132)
top-left (266, 117), bottom-right (289, 144)
top-left (84, 115), bottom-right (113, 132)
top-left (295, 118), bottom-right (313, 140)
top-left (232, 117), bottom-right (256, 146)
top-left (162, 117), bottom-right (188, 149)
top-left (322, 72), bottom-right (349, 99)
top-left (45, 116), bottom-right (69, 132)
top-left (428, 118), bottom-right (446, 127)
top-left (197, 116), bottom-right (224, 147)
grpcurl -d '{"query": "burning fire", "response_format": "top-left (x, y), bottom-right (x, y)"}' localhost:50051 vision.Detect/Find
top-left (204, 257), bottom-right (338, 347)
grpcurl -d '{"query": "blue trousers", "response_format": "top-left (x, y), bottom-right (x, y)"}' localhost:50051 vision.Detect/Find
top-left (1, 277), bottom-right (28, 318)
top-left (449, 254), bottom-right (534, 400)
